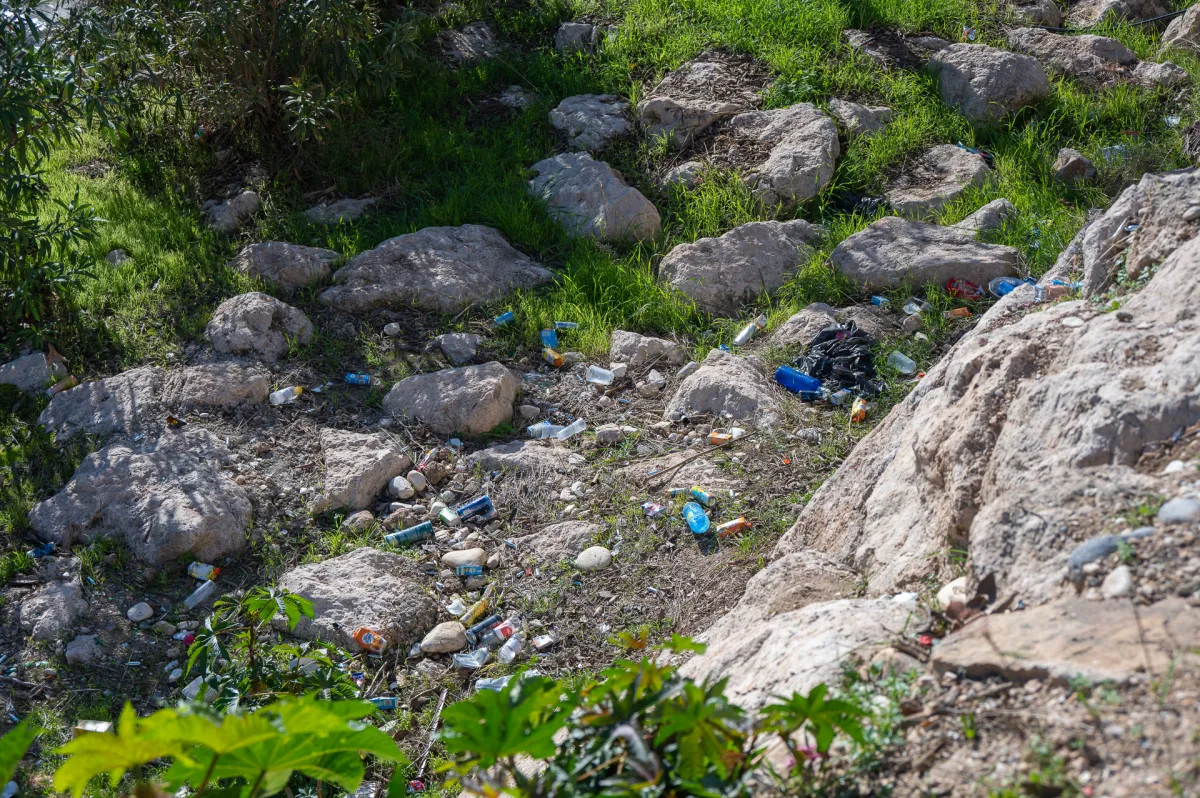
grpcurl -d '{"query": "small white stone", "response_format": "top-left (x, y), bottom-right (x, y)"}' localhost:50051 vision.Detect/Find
top-left (383, 322), bottom-right (401, 337)
top-left (407, 470), bottom-right (428, 492)
top-left (420, 621), bottom-right (467, 654)
top-left (127, 602), bottom-right (154, 623)
top-left (1162, 460), bottom-right (1186, 474)
top-left (1184, 205), bottom-right (1200, 222)
top-left (575, 546), bottom-right (612, 571)
top-left (1060, 316), bottom-right (1085, 328)
top-left (389, 476), bottom-right (415, 499)
top-left (611, 362), bottom-right (628, 380)
top-left (1101, 565), bottom-right (1132, 599)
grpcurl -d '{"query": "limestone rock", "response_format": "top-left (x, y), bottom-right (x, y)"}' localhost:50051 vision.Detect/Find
top-left (726, 104), bottom-right (840, 208)
top-left (574, 545), bottom-right (612, 571)
top-left (127, 602), bottom-right (154, 622)
top-left (163, 363), bottom-right (271, 411)
top-left (277, 548), bottom-right (438, 648)
top-left (885, 144), bottom-right (991, 218)
top-left (550, 94), bottom-right (631, 150)
top-left (1011, 0), bottom-right (1062, 26)
top-left (662, 160), bottom-right (704, 188)
top-left (441, 548), bottom-right (487, 569)
top-left (636, 53), bottom-right (760, 146)
top-left (1159, 497), bottom-right (1200, 525)
top-left (304, 198), bottom-right (376, 225)
top-left (936, 576), bottom-right (970, 607)
top-left (440, 22), bottom-right (498, 63)
top-left (20, 578), bottom-right (88, 642)
top-left (663, 349), bottom-right (781, 425)
top-left (831, 216), bottom-right (1019, 289)
top-left (65, 634), bottom-right (101, 666)
top-left (1161, 5), bottom-right (1200, 53)
top-left (512, 521), bottom-right (599, 561)
top-left (844, 29), bottom-right (950, 71)
top-left (771, 303), bottom-right (836, 347)
top-left (608, 330), bottom-right (687, 366)
top-left (952, 198), bottom-right (1016, 234)
top-left (205, 292), bottom-right (313, 362)
top-left (659, 220), bottom-right (823, 315)
top-left (835, 305), bottom-right (898, 340)
top-left (320, 225), bottom-right (553, 313)
top-left (1100, 564), bottom-right (1132, 598)
top-left (0, 352), bottom-right (67, 393)
top-left (317, 429), bottom-right (412, 512)
top-left (421, 621), bottom-right (467, 654)
top-left (930, 44), bottom-right (1050, 122)
top-left (1131, 60), bottom-right (1189, 89)
top-left (203, 190), bottom-right (261, 234)
top-left (383, 362), bottom-right (518, 436)
top-left (497, 85), bottom-right (534, 109)
top-left (1007, 28), bottom-right (1136, 82)
top-left (230, 242), bottom-right (340, 291)
top-left (1052, 148), bottom-right (1097, 183)
top-left (555, 21), bottom-right (600, 53)
top-left (435, 332), bottom-right (482, 366)
top-left (28, 429), bottom-right (252, 563)
top-left (528, 153), bottom-right (661, 242)
top-left (467, 440), bottom-right (576, 475)
top-left (828, 98), bottom-right (892, 138)
top-left (1067, 0), bottom-right (1167, 27)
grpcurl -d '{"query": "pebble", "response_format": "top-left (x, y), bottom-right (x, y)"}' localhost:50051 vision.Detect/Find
top-left (1162, 460), bottom-right (1186, 474)
top-left (1158, 497), bottom-right (1200, 525)
top-left (636, 381), bottom-right (661, 398)
top-left (1184, 205), bottom-right (1200, 222)
top-left (407, 470), bottom-right (427, 492)
top-left (420, 621), bottom-right (467, 654)
top-left (383, 323), bottom-right (401, 336)
top-left (152, 620), bottom-right (177, 636)
top-left (441, 548), bottom-right (486, 569)
top-left (647, 369), bottom-right (666, 388)
top-left (390, 476), bottom-right (415, 499)
top-left (344, 510), bottom-right (374, 530)
top-left (439, 489), bottom-right (457, 503)
top-left (575, 546), bottom-right (612, 571)
top-left (611, 363), bottom-right (628, 380)
top-left (1101, 565), bottom-right (1132, 598)
top-left (596, 424), bottom-right (623, 444)
top-left (518, 404), bottom-right (540, 420)
top-left (1060, 316), bottom-right (1085, 328)
top-left (127, 602), bottom-right (154, 623)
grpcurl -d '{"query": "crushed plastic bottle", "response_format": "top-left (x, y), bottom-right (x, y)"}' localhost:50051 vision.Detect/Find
top-left (183, 579), bottom-right (219, 609)
top-left (27, 542), bottom-right (56, 559)
top-left (887, 351), bottom-right (917, 375)
top-left (498, 630), bottom-right (525, 664)
top-left (870, 296), bottom-right (889, 306)
top-left (542, 347), bottom-right (564, 368)
top-left (556, 418), bottom-right (587, 440)
top-left (186, 562), bottom-right (220, 581)
top-left (445, 596), bottom-right (467, 616)
top-left (385, 520), bottom-right (434, 546)
top-left (527, 420), bottom-right (565, 439)
top-left (494, 311), bottom-right (515, 326)
top-left (268, 386), bottom-right (303, 406)
top-left (453, 648), bottom-right (490, 669)
top-left (988, 277), bottom-right (1026, 298)
top-left (585, 365), bottom-right (615, 385)
top-left (902, 298), bottom-right (931, 316)
top-left (540, 329), bottom-right (559, 348)
top-left (344, 373), bottom-right (370, 385)
top-left (733, 314), bottom-right (767, 346)
top-left (715, 517), bottom-right (752, 538)
top-left (554, 321), bottom-right (578, 330)
top-left (475, 675), bottom-right (513, 692)
top-left (353, 628), bottom-right (388, 653)
top-left (682, 501), bottom-right (710, 535)
top-left (775, 366), bottom-right (823, 398)
top-left (850, 397), bottom-right (868, 423)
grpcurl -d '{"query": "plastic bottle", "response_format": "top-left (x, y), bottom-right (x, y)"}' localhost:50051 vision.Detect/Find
top-left (464, 614), bottom-right (503, 645)
top-left (556, 418), bottom-right (586, 440)
top-left (540, 329), bottom-right (559, 348)
top-left (183, 580), bottom-right (219, 609)
top-left (494, 311), bottom-right (515, 326)
top-left (715, 517), bottom-right (752, 538)
top-left (902, 298), bottom-right (931, 316)
top-left (453, 648), bottom-right (489, 669)
top-left (384, 520), bottom-right (434, 546)
top-left (368, 696), bottom-right (397, 710)
top-left (479, 619), bottom-right (517, 649)
top-left (774, 366), bottom-right (822, 396)
top-left (187, 562), bottom-right (220, 581)
top-left (887, 351), bottom-right (917, 375)
top-left (475, 675), bottom-right (513, 692)
top-left (850, 397), bottom-right (868, 423)
top-left (344, 373), bottom-right (370, 385)
top-left (870, 296), bottom-right (888, 306)
top-left (542, 347), bottom-right (564, 367)
top-left (527, 420), bottom-right (565, 439)
top-left (498, 630), bottom-right (525, 664)
top-left (269, 386), bottom-right (302, 405)
top-left (554, 321), bottom-right (578, 330)
top-left (682, 501), bottom-right (710, 535)
top-left (353, 628), bottom-right (388, 653)
top-left (585, 365), bottom-right (615, 385)
top-left (733, 314), bottom-right (767, 346)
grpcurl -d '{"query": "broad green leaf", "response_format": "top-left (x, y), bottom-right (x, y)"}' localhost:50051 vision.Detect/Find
top-left (0, 719), bottom-right (39, 785)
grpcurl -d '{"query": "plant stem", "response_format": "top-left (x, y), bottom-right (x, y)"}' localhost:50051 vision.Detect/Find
top-left (195, 753), bottom-right (222, 796)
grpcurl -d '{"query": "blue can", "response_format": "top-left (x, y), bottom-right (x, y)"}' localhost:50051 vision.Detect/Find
top-left (369, 696), bottom-right (397, 711)
top-left (540, 329), bottom-right (559, 348)
top-left (454, 495), bottom-right (495, 521)
top-left (456, 564), bottom-right (483, 577)
top-left (384, 520), bottom-right (434, 546)
top-left (344, 373), bottom-right (370, 385)
top-left (870, 295), bottom-right (889, 306)
top-left (494, 311), bottom-right (515, 326)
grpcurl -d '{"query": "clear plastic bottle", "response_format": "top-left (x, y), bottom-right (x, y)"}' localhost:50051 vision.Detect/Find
top-left (887, 351), bottom-right (917, 375)
top-left (268, 386), bottom-right (302, 405)
top-left (183, 579), bottom-right (219, 609)
top-left (527, 421), bottom-right (565, 439)
top-left (498, 630), bottom-right (525, 664)
top-left (556, 418), bottom-right (587, 440)
top-left (585, 365), bottom-right (615, 385)
top-left (733, 314), bottom-right (768, 346)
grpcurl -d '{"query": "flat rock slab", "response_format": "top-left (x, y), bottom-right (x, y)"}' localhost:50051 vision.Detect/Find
top-left (277, 547), bottom-right (438, 650)
top-left (161, 363), bottom-right (271, 411)
top-left (1007, 28), bottom-right (1136, 84)
top-left (320, 225), bottom-right (553, 313)
top-left (724, 104), bottom-right (840, 209)
top-left (466, 440), bottom-right (577, 475)
top-left (203, 190), bottom-right (261, 234)
top-left (0, 352), bottom-right (68, 393)
top-left (230, 243), bottom-right (341, 291)
top-left (828, 98), bottom-right (892, 138)
top-left (28, 429), bottom-right (252, 563)
top-left (440, 21), bottom-right (498, 63)
top-left (304, 198), bottom-right (376, 225)
top-left (511, 521), bottom-right (600, 562)
top-left (930, 44), bottom-right (1050, 122)
top-left (383, 361), bottom-right (518, 436)
top-left (830, 216), bottom-right (1020, 289)
top-left (529, 153), bottom-right (661, 242)
top-left (550, 94), bottom-right (631, 150)
top-left (771, 303), bottom-right (836, 347)
top-left (636, 52), bottom-right (766, 146)
top-left (205, 292), bottom-right (313, 362)
top-left (20, 578), bottom-right (88, 642)
top-left (1011, 0), bottom-right (1062, 26)
top-left (1162, 5), bottom-right (1200, 52)
top-left (886, 144), bottom-right (991, 218)
top-left (844, 29), bottom-right (950, 70)
top-left (608, 330), bottom-right (688, 366)
top-left (1067, 0), bottom-right (1166, 27)
top-left (663, 349), bottom-right (781, 425)
top-left (659, 220), bottom-right (823, 314)
top-left (932, 598), bottom-right (1200, 684)
top-left (316, 429), bottom-right (412, 512)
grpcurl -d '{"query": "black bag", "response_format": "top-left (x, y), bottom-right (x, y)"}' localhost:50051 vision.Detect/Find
top-left (793, 321), bottom-right (882, 395)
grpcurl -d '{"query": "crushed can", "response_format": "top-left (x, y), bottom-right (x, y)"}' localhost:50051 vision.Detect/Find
top-left (493, 311), bottom-right (515, 326)
top-left (641, 501), bottom-right (667, 518)
top-left (187, 562), bottom-right (220, 581)
top-left (384, 520), bottom-right (434, 546)
top-left (368, 696), bottom-right (397, 711)
top-left (438, 507), bottom-right (461, 527)
top-left (454, 494), bottom-right (494, 522)
top-left (344, 373), bottom-right (370, 385)
top-left (715, 517), bottom-right (752, 539)
top-left (455, 564), bottom-right (483, 578)
top-left (532, 633), bottom-right (558, 652)
top-left (542, 347), bottom-right (564, 368)
top-left (690, 486), bottom-right (714, 507)
top-left (353, 628), bottom-right (388, 653)
top-left (479, 619), bottom-right (517, 648)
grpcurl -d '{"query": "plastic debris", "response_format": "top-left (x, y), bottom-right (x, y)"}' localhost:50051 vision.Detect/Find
top-left (585, 365), bottom-right (615, 385)
top-left (475, 675), bottom-right (512, 692)
top-left (528, 420), bottom-right (566, 439)
top-left (465, 614), bottom-right (503, 644)
top-left (946, 277), bottom-right (983, 300)
top-left (453, 648), bottom-right (490, 669)
top-left (886, 351), bottom-right (917, 375)
top-left (498, 630), bottom-right (525, 664)
top-left (385, 520), bottom-right (435, 546)
top-left (532, 633), bottom-right (558, 652)
top-left (27, 542), bottom-right (56, 559)
top-left (791, 321), bottom-right (881, 395)
top-left (850, 397), bottom-right (868, 423)
top-left (73, 720), bottom-right (113, 736)
top-left (690, 486), bottom-right (714, 507)
top-left (542, 347), bottom-right (564, 368)
top-left (715, 517), bottom-right (751, 539)
top-left (943, 307), bottom-right (972, 319)
top-left (369, 696), bottom-right (397, 710)
top-left (554, 321), bottom-right (578, 330)
top-left (455, 564), bottom-right (483, 577)
top-left (903, 298), bottom-right (931, 316)
top-left (493, 311), bottom-right (515, 326)
top-left (775, 365), bottom-right (823, 398)
top-left (641, 501), bottom-right (667, 518)
top-left (268, 386), bottom-right (302, 405)
top-left (183, 580), bottom-right (218, 609)
top-left (186, 562), bottom-right (220, 581)
top-left (733, 314), bottom-right (767, 346)
top-left (870, 295), bottom-right (888, 306)
top-left (556, 418), bottom-right (587, 440)
top-left (988, 276), bottom-right (1030, 298)
top-left (682, 501), bottom-right (710, 535)
top-left (166, 414), bottom-right (187, 427)
top-left (540, 329), bottom-right (559, 348)
top-left (353, 628), bottom-right (388, 653)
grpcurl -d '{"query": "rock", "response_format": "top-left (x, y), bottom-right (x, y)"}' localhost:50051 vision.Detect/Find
top-left (205, 292), bottom-right (313, 362)
top-left (320, 225), bottom-right (553, 314)
top-left (932, 598), bottom-right (1200, 683)
top-left (0, 352), bottom-right (67, 393)
top-left (65, 634), bottom-right (100, 666)
top-left (316, 429), bottom-right (412, 512)
top-left (663, 160), bottom-right (704, 188)
top-left (550, 94), bottom-right (631, 150)
top-left (344, 511), bottom-right (374, 531)
top-left (1008, 28), bottom-right (1136, 82)
top-left (440, 21), bottom-right (497, 63)
top-left (126, 602), bottom-right (153, 622)
top-left (844, 29), bottom-right (950, 71)
top-left (383, 323), bottom-right (401, 337)
top-left (420, 621), bottom-right (467, 654)
top-left (595, 424), bottom-right (624, 445)
top-left (555, 21), bottom-right (599, 53)
top-left (512, 521), bottom-right (600, 561)
top-left (304, 198), bottom-right (376, 225)
top-left (1066, 0), bottom-right (1167, 27)
top-left (574, 545), bottom-right (612, 571)
top-left (407, 470), bottom-right (427, 492)
top-left (659, 220), bottom-right (823, 315)
top-left (936, 576), bottom-right (970, 608)
top-left (828, 98), bottom-right (892, 138)
top-left (1067, 528), bottom-right (1153, 579)
top-left (389, 476), bottom-right (415, 500)
top-left (497, 85), bottom-right (534, 109)
top-left (609, 330), bottom-right (687, 366)
top-left (831, 216), bottom-right (1020, 289)
top-left (1052, 148), bottom-right (1097, 184)
top-left (1161, 5), bottom-right (1200, 53)
top-left (528, 152), bottom-right (661, 242)
top-left (1159, 497), bottom-right (1200, 525)
top-left (203, 190), bottom-right (261, 234)
top-left (1101, 565), bottom-right (1132, 598)
top-left (105, 248), bottom-right (131, 266)
top-left (38, 365), bottom-right (161, 439)
top-left (1131, 60), bottom-right (1189, 89)
top-left (636, 53), bottom-right (760, 146)
top-left (28, 429), bottom-right (251, 564)
top-left (166, 363), bottom-right (271, 411)
top-left (725, 104), bottom-right (840, 209)
top-left (885, 144), bottom-right (991, 219)
top-left (383, 362), bottom-right (517, 437)
top-left (518, 404), bottom-right (539, 420)
top-left (930, 44), bottom-right (1050, 122)
top-left (441, 548), bottom-right (486, 569)
top-left (636, 380), bottom-right (661, 398)
top-left (952, 198), bottom-right (1016, 234)
top-left (276, 548), bottom-right (438, 649)
top-left (152, 620), bottom-right (177, 635)
top-left (230, 243), bottom-right (340, 292)
top-left (467, 440), bottom-right (576, 475)
top-left (435, 332), bottom-right (482, 366)
top-left (771, 303), bottom-right (836, 347)
top-left (663, 349), bottom-right (781, 425)
top-left (1011, 0), bottom-right (1062, 25)
top-left (20, 579), bottom-right (88, 642)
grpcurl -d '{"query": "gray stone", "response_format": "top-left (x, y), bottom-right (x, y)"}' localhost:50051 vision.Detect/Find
top-left (512, 521), bottom-right (599, 561)
top-left (497, 85), bottom-right (534, 109)
top-left (574, 545), bottom-right (612, 571)
top-left (315, 429), bottom-right (412, 513)
top-left (230, 242), bottom-right (341, 291)
top-left (1053, 148), bottom-right (1097, 183)
top-left (930, 44), bottom-right (1050, 122)
top-left (1131, 60), bottom-right (1189, 89)
top-left (20, 578), bottom-right (88, 642)
top-left (303, 198), bottom-right (376, 225)
top-left (1159, 497), bottom-right (1200, 525)
top-left (952, 198), bottom-right (1016, 234)
top-left (28, 429), bottom-right (252, 564)
top-left (440, 22), bottom-right (498, 63)
top-left (277, 547), bottom-right (438, 649)
top-left (529, 153), bottom-right (661, 242)
top-left (163, 363), bottom-right (271, 411)
top-left (65, 634), bottom-right (100, 666)
top-left (127, 602), bottom-right (154, 622)
top-left (828, 98), bottom-right (892, 138)
top-left (830, 216), bottom-right (1020, 289)
top-left (636, 54), bottom-right (758, 146)
top-left (421, 621), bottom-right (467, 654)
top-left (436, 332), bottom-right (482, 366)
top-left (659, 220), bottom-right (823, 315)
top-left (390, 475), bottom-right (415, 499)
top-left (468, 440), bottom-right (576, 476)
top-left (726, 104), bottom-right (840, 209)
top-left (885, 144), bottom-right (991, 219)
top-left (205, 292), bottom-right (313, 362)
top-left (555, 22), bottom-right (600, 54)
top-left (1067, 0), bottom-right (1167, 27)
top-left (1101, 565), bottom-right (1132, 598)
top-left (1067, 528), bottom-right (1153, 579)
top-left (609, 330), bottom-right (687, 366)
top-left (550, 94), bottom-right (631, 150)
top-left (1011, 0), bottom-right (1062, 26)
top-left (383, 361), bottom-right (518, 436)
top-left (663, 349), bottom-right (781, 425)
top-left (0, 352), bottom-right (67, 393)
top-left (344, 510), bottom-right (374, 531)
top-left (105, 249), bottom-right (131, 266)
top-left (1161, 5), bottom-right (1200, 53)
top-left (771, 303), bottom-right (836, 348)
top-left (1008, 28), bottom-right (1136, 81)
top-left (662, 160), bottom-right (704, 188)
top-left (203, 190), bottom-right (261, 234)
top-left (844, 29), bottom-right (950, 71)
top-left (320, 225), bottom-right (553, 313)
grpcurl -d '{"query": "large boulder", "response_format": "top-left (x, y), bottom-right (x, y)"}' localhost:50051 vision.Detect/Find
top-left (28, 429), bottom-right (252, 564)
top-left (1067, 0), bottom-right (1167, 27)
top-left (550, 94), bottom-right (631, 150)
top-left (828, 98), bottom-right (892, 138)
top-left (1007, 28), bottom-right (1137, 82)
top-left (1131, 60), bottom-right (1189, 89)
top-left (1161, 5), bottom-right (1200, 53)
top-left (382, 361), bottom-right (518, 436)
top-left (830, 216), bottom-right (1020, 289)
top-left (276, 547), bottom-right (438, 650)
top-left (930, 44), bottom-right (1050, 122)
top-left (0, 352), bottom-right (68, 393)
top-left (659, 220), bottom-right (824, 314)
top-left (528, 153), bottom-right (661, 242)
top-left (319, 225), bottom-right (553, 313)
top-left (636, 53), bottom-right (763, 146)
top-left (662, 349), bottom-right (781, 425)
top-left (440, 21), bottom-right (498, 63)
top-left (885, 144), bottom-right (991, 219)
top-left (20, 577), bottom-right (88, 642)
top-left (466, 440), bottom-right (577, 475)
top-left (608, 330), bottom-right (688, 366)
top-left (771, 303), bottom-right (836, 347)
top-left (205, 292), bottom-right (313, 362)
top-left (724, 104), bottom-right (840, 209)
top-left (315, 429), bottom-right (412, 513)
top-left (230, 243), bottom-right (340, 291)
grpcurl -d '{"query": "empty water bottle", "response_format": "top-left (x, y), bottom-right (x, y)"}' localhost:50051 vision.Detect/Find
top-left (556, 418), bottom-right (586, 440)
top-left (988, 277), bottom-right (1024, 298)
top-left (733, 314), bottom-right (767, 346)
top-left (498, 630), bottom-right (525, 664)
top-left (775, 366), bottom-right (822, 397)
top-left (344, 373), bottom-right (370, 385)
top-left (554, 321), bottom-right (578, 330)
top-left (887, 351), bottom-right (917, 375)
top-left (682, 501), bottom-right (710, 535)
top-left (494, 311), bottom-right (515, 326)
top-left (902, 298), bottom-right (931, 316)
top-left (184, 579), bottom-right (219, 609)
top-left (585, 365), bottom-right (615, 385)
top-left (269, 386), bottom-right (302, 405)
top-left (540, 329), bottom-right (559, 348)
top-left (528, 420), bottom-right (565, 439)
top-left (453, 648), bottom-right (490, 669)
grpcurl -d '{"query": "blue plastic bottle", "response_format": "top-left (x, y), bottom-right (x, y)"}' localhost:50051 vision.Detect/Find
top-left (682, 501), bottom-right (710, 535)
top-left (775, 366), bottom-right (822, 396)
top-left (494, 311), bottom-right (515, 326)
top-left (540, 329), bottom-right (559, 348)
